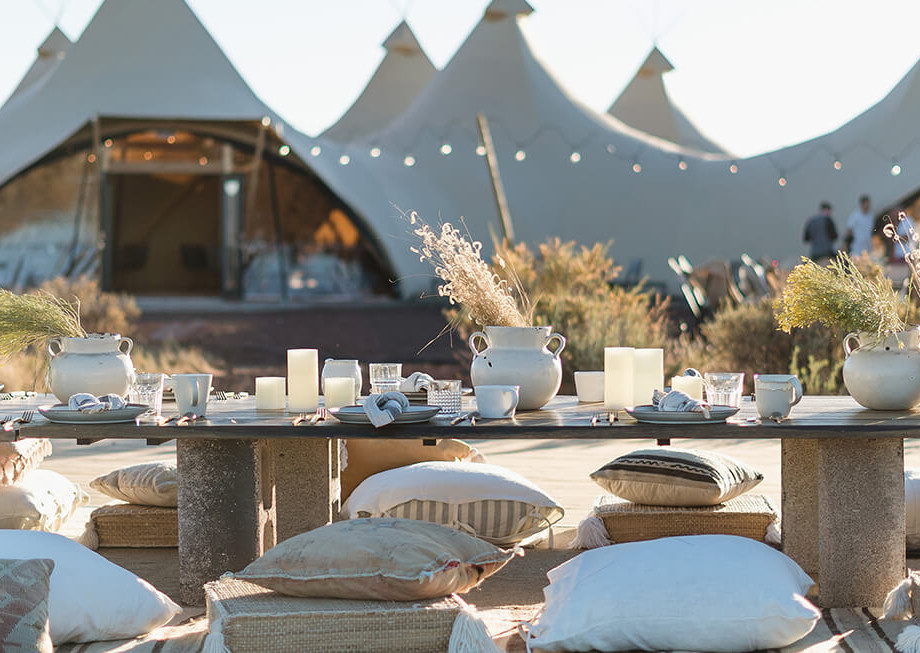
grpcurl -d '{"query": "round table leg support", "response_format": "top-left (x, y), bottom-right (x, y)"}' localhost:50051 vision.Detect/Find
top-left (817, 437), bottom-right (905, 607)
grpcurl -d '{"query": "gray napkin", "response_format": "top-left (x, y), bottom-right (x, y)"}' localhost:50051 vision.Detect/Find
top-left (653, 389), bottom-right (711, 418)
top-left (363, 392), bottom-right (411, 427)
top-left (68, 393), bottom-right (127, 414)
top-left (399, 372), bottom-right (435, 393)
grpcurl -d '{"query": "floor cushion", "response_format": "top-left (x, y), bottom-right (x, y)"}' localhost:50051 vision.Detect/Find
top-left (0, 469), bottom-right (89, 531)
top-left (342, 461), bottom-right (563, 545)
top-left (0, 530), bottom-right (181, 644)
top-left (0, 439), bottom-right (52, 485)
top-left (0, 557), bottom-right (54, 652)
top-left (522, 534), bottom-right (819, 652)
top-left (230, 517), bottom-right (515, 600)
top-left (590, 447), bottom-right (763, 506)
top-left (89, 461), bottom-right (177, 507)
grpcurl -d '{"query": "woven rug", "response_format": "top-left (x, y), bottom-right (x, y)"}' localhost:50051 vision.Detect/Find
top-left (55, 616), bottom-right (207, 653)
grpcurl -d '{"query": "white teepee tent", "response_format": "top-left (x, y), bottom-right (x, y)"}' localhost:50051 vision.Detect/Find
top-left (2, 27), bottom-right (70, 109)
top-left (321, 21), bottom-right (436, 143)
top-left (608, 47), bottom-right (729, 155)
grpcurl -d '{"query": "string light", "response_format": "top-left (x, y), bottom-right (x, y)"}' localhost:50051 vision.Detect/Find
top-left (339, 154), bottom-right (350, 166)
top-left (369, 147), bottom-right (381, 158)
top-left (891, 162), bottom-right (902, 176)
top-left (632, 163), bottom-right (641, 173)
top-left (475, 145), bottom-right (486, 156)
top-left (403, 155), bottom-right (416, 167)
top-left (143, 151), bottom-right (153, 161)
top-left (606, 144), bottom-right (616, 154)
top-left (278, 145), bottom-right (290, 156)
top-left (515, 150), bottom-right (526, 161)
top-left (440, 143), bottom-right (452, 155)
top-left (261, 116), bottom-right (271, 127)
top-left (87, 153), bottom-right (96, 163)
top-left (103, 138), bottom-right (113, 148)
top-left (569, 151), bottom-right (581, 163)
top-left (678, 159), bottom-right (688, 171)
top-left (777, 175), bottom-right (787, 187)
top-left (166, 135), bottom-right (176, 145)
top-left (310, 146), bottom-right (321, 157)
top-left (833, 158), bottom-right (842, 170)
top-left (199, 156), bottom-right (208, 166)
top-left (729, 163), bottom-right (739, 174)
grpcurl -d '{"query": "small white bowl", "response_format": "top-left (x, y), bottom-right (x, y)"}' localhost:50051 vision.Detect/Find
top-left (574, 371), bottom-right (605, 403)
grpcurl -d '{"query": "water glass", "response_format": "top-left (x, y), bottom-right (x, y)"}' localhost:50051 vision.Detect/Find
top-left (129, 372), bottom-right (165, 417)
top-left (369, 362), bottom-right (402, 394)
top-left (427, 379), bottom-right (462, 416)
top-left (704, 372), bottom-right (745, 407)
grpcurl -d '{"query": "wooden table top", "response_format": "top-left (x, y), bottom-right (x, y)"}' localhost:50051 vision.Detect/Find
top-left (4, 394), bottom-right (920, 443)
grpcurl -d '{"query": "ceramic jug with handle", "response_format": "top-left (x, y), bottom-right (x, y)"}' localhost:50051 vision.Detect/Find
top-left (842, 327), bottom-right (920, 410)
top-left (469, 326), bottom-right (565, 410)
top-left (47, 333), bottom-right (136, 403)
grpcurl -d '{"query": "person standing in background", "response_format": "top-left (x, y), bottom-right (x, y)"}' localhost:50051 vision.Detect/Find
top-left (803, 201), bottom-right (838, 263)
top-left (844, 194), bottom-right (873, 256)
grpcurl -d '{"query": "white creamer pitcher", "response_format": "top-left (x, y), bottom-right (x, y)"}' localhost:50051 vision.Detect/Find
top-left (47, 333), bottom-right (135, 403)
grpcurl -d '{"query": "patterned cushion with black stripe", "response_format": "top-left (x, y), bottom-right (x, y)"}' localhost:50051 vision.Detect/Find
top-left (590, 448), bottom-right (763, 506)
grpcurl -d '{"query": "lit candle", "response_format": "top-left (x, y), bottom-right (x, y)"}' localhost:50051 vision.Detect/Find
top-left (671, 375), bottom-right (704, 400)
top-left (324, 377), bottom-right (355, 410)
top-left (633, 348), bottom-right (664, 406)
top-left (287, 349), bottom-right (319, 412)
top-left (255, 376), bottom-right (286, 410)
top-left (604, 347), bottom-right (635, 410)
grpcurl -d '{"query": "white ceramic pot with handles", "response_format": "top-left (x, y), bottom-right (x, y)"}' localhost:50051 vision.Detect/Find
top-left (469, 326), bottom-right (565, 410)
top-left (47, 333), bottom-right (136, 403)
top-left (842, 327), bottom-right (920, 410)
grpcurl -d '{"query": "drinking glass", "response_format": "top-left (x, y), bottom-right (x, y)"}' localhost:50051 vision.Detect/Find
top-left (427, 379), bottom-right (462, 416)
top-left (369, 363), bottom-right (402, 394)
top-left (704, 372), bottom-right (745, 407)
top-left (129, 372), bottom-right (165, 417)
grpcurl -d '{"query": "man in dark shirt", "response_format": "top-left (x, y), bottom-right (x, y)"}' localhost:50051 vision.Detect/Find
top-left (803, 201), bottom-right (838, 262)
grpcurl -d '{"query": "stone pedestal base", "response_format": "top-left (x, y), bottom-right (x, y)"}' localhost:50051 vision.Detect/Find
top-left (781, 439), bottom-right (819, 579)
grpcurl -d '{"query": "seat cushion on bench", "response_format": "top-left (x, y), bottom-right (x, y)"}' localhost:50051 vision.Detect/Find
top-left (205, 578), bottom-right (462, 653)
top-left (86, 504), bottom-right (178, 548)
top-left (595, 493), bottom-right (777, 543)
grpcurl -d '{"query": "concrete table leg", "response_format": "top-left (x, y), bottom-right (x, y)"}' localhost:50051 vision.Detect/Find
top-left (781, 439), bottom-right (819, 579)
top-left (177, 439), bottom-right (274, 606)
top-left (816, 437), bottom-right (904, 607)
top-left (270, 438), bottom-right (340, 542)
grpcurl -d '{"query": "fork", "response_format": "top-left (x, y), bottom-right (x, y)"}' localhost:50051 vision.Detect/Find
top-left (214, 391), bottom-right (228, 401)
top-left (3, 410), bottom-right (33, 432)
top-left (309, 407), bottom-right (328, 424)
top-left (291, 413), bottom-right (308, 426)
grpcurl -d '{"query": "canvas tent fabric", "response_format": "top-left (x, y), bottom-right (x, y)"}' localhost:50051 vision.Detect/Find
top-left (608, 47), bottom-right (729, 155)
top-left (321, 21), bottom-right (436, 143)
top-left (2, 27), bottom-right (70, 109)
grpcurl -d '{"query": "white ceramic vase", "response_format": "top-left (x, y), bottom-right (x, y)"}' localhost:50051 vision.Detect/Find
top-left (321, 359), bottom-right (362, 403)
top-left (47, 333), bottom-right (136, 403)
top-left (469, 326), bottom-right (565, 410)
top-left (842, 327), bottom-right (920, 410)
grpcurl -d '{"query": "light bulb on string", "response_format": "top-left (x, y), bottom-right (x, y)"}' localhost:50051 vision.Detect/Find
top-left (678, 160), bottom-right (688, 171)
top-left (569, 151), bottom-right (581, 163)
top-left (606, 144), bottom-right (616, 154)
top-left (475, 145), bottom-right (486, 156)
top-left (404, 155), bottom-right (416, 167)
top-left (310, 146), bottom-right (321, 157)
top-left (199, 156), bottom-right (208, 166)
top-left (87, 153), bottom-right (96, 163)
top-left (278, 145), bottom-right (290, 156)
top-left (261, 116), bottom-right (271, 127)
top-left (339, 154), bottom-right (350, 166)
top-left (369, 147), bottom-right (381, 158)
top-left (632, 163), bottom-right (642, 173)
top-left (891, 162), bottom-right (902, 176)
top-left (515, 150), bottom-right (526, 162)
top-left (104, 138), bottom-right (113, 148)
top-left (778, 176), bottom-right (787, 187)
top-left (729, 163), bottom-right (738, 174)
top-left (833, 158), bottom-right (842, 170)
top-left (440, 143), bottom-right (452, 155)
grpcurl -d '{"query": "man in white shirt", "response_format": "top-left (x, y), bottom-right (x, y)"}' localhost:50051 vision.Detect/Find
top-left (845, 195), bottom-right (873, 256)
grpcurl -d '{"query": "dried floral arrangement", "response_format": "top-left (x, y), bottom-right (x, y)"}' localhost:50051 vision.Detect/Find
top-left (773, 252), bottom-right (904, 338)
top-left (410, 212), bottom-right (532, 327)
top-left (0, 289), bottom-right (85, 358)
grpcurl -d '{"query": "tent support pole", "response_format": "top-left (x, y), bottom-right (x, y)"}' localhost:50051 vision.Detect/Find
top-left (476, 112), bottom-right (515, 243)
top-left (267, 162), bottom-right (289, 302)
top-left (245, 123), bottom-right (267, 227)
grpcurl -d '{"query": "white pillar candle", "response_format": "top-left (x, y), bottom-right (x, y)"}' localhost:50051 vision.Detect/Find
top-left (287, 349), bottom-right (319, 412)
top-left (633, 348), bottom-right (664, 406)
top-left (604, 347), bottom-right (635, 410)
top-left (255, 376), bottom-right (286, 410)
top-left (671, 375), bottom-right (704, 400)
top-left (324, 377), bottom-right (355, 410)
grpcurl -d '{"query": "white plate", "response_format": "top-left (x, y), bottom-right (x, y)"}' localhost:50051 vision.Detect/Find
top-left (625, 405), bottom-right (740, 424)
top-left (38, 403), bottom-right (150, 424)
top-left (333, 405), bottom-right (442, 425)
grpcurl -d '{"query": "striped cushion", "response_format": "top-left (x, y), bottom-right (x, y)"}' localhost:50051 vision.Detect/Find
top-left (590, 448), bottom-right (762, 506)
top-left (0, 558), bottom-right (54, 653)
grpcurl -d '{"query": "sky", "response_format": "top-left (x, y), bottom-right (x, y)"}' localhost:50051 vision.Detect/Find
top-left (2, 0), bottom-right (920, 158)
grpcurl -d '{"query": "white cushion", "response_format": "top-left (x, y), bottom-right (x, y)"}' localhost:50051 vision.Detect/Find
top-left (523, 534), bottom-right (819, 652)
top-left (342, 461), bottom-right (563, 545)
top-left (0, 530), bottom-right (181, 644)
top-left (0, 439), bottom-right (52, 485)
top-left (0, 469), bottom-right (88, 531)
top-left (90, 461), bottom-right (177, 507)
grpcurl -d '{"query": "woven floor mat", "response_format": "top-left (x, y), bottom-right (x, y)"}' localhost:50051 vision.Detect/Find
top-left (54, 615), bottom-right (207, 652)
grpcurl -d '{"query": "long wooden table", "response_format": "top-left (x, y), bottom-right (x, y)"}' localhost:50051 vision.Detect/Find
top-left (2, 394), bottom-right (910, 607)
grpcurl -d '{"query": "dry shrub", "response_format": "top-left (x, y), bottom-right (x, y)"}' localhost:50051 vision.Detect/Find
top-left (40, 276), bottom-right (140, 336)
top-left (131, 343), bottom-right (221, 376)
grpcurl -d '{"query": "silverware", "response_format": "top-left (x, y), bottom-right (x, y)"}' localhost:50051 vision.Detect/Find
top-left (214, 391), bottom-right (228, 401)
top-left (309, 408), bottom-right (328, 424)
top-left (176, 412), bottom-right (199, 426)
top-left (3, 410), bottom-right (33, 432)
top-left (291, 413), bottom-right (307, 426)
top-left (450, 411), bottom-right (479, 425)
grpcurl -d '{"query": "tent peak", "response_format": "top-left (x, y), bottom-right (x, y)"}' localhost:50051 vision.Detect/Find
top-left (38, 26), bottom-right (70, 59)
top-left (484, 0), bottom-right (534, 21)
top-left (637, 46), bottom-right (674, 78)
top-left (383, 20), bottom-right (424, 55)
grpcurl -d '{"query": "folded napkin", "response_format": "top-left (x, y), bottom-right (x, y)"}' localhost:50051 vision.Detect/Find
top-left (399, 372), bottom-right (435, 393)
top-left (652, 389), bottom-right (711, 418)
top-left (363, 392), bottom-right (411, 428)
top-left (68, 393), bottom-right (127, 414)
